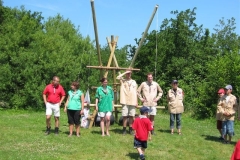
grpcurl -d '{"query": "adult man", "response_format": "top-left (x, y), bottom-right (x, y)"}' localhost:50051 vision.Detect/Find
top-left (43, 76), bottom-right (66, 135)
top-left (167, 80), bottom-right (184, 135)
top-left (137, 73), bottom-right (163, 135)
top-left (218, 85), bottom-right (237, 144)
top-left (117, 70), bottom-right (138, 135)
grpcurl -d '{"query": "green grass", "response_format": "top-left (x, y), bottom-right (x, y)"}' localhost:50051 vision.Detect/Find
top-left (0, 109), bottom-right (239, 160)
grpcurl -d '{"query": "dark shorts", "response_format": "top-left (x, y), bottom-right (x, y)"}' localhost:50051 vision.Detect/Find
top-left (217, 120), bottom-right (222, 129)
top-left (67, 109), bottom-right (81, 125)
top-left (134, 137), bottom-right (147, 149)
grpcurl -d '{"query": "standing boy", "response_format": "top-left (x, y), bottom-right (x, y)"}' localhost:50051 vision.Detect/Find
top-left (218, 85), bottom-right (237, 144)
top-left (132, 106), bottom-right (153, 160)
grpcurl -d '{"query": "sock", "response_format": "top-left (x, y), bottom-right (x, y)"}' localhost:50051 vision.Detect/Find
top-left (129, 127), bottom-right (132, 132)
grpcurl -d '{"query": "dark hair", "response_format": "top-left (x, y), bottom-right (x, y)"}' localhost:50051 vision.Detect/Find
top-left (100, 77), bottom-right (107, 83)
top-left (71, 81), bottom-right (79, 89)
top-left (146, 72), bottom-right (153, 77)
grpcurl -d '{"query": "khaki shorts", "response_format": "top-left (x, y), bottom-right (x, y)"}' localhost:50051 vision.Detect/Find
top-left (46, 102), bottom-right (60, 117)
top-left (122, 105), bottom-right (136, 117)
top-left (147, 106), bottom-right (157, 115)
top-left (98, 111), bottom-right (112, 118)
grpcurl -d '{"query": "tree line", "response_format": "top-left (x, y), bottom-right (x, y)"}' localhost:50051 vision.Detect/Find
top-left (0, 1), bottom-right (239, 118)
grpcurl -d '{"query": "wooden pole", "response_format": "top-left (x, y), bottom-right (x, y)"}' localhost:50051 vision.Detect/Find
top-left (86, 66), bottom-right (140, 71)
top-left (90, 0), bottom-right (103, 78)
top-left (129, 5), bottom-right (159, 68)
top-left (104, 36), bottom-right (118, 77)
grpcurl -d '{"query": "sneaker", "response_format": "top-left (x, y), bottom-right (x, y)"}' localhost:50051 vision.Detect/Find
top-left (222, 141), bottom-right (230, 144)
top-left (45, 127), bottom-right (50, 135)
top-left (219, 136), bottom-right (224, 140)
top-left (140, 154), bottom-right (145, 160)
top-left (129, 130), bottom-right (134, 135)
top-left (54, 127), bottom-right (59, 135)
top-left (122, 130), bottom-right (127, 135)
top-left (151, 130), bottom-right (155, 135)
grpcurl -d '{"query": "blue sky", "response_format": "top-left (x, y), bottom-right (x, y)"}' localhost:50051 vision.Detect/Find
top-left (3, 0), bottom-right (240, 48)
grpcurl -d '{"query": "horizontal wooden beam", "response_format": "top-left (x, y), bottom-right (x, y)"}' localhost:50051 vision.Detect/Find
top-left (86, 66), bottom-right (140, 71)
top-left (84, 103), bottom-right (165, 109)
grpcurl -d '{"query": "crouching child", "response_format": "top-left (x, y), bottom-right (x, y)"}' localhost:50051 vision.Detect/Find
top-left (132, 106), bottom-right (153, 160)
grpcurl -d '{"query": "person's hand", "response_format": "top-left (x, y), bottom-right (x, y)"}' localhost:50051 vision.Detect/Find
top-left (153, 98), bottom-right (158, 102)
top-left (95, 106), bottom-right (98, 111)
top-left (141, 98), bottom-right (147, 103)
top-left (80, 110), bottom-right (83, 115)
top-left (64, 107), bottom-right (67, 113)
top-left (148, 136), bottom-right (152, 141)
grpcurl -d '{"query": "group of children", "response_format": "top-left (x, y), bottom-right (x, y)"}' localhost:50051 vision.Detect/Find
top-left (216, 85), bottom-right (239, 144)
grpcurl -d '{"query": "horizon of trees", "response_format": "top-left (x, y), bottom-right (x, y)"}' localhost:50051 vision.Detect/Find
top-left (0, 1), bottom-right (239, 119)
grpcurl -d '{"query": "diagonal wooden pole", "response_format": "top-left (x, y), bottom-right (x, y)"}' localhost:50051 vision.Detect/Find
top-left (129, 5), bottom-right (159, 68)
top-left (104, 36), bottom-right (119, 77)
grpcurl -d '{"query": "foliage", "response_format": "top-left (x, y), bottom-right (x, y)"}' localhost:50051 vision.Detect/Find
top-left (0, 2), bottom-right (239, 119)
top-left (0, 4), bottom-right (98, 109)
top-left (128, 8), bottom-right (240, 118)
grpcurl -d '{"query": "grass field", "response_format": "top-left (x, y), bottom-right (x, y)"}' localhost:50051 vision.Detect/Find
top-left (0, 109), bottom-right (239, 160)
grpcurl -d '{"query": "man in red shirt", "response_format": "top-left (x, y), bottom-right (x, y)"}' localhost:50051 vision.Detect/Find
top-left (43, 76), bottom-right (66, 135)
top-left (132, 106), bottom-right (153, 160)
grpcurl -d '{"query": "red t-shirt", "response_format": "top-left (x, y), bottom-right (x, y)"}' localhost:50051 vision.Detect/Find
top-left (132, 116), bottom-right (153, 141)
top-left (43, 84), bottom-right (66, 103)
top-left (231, 140), bottom-right (240, 160)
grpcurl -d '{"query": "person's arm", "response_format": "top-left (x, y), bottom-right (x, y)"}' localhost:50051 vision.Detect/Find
top-left (43, 94), bottom-right (47, 105)
top-left (59, 96), bottom-right (65, 107)
top-left (148, 131), bottom-right (152, 141)
top-left (116, 70), bottom-right (131, 80)
top-left (154, 84), bottom-right (163, 102)
top-left (95, 98), bottom-right (99, 111)
top-left (80, 94), bottom-right (85, 114)
top-left (64, 96), bottom-right (70, 112)
top-left (137, 83), bottom-right (145, 102)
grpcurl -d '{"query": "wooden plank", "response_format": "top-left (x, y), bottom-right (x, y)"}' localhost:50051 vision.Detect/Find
top-left (84, 103), bottom-right (165, 109)
top-left (86, 66), bottom-right (140, 71)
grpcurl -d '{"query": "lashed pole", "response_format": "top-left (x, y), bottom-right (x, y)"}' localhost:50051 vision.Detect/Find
top-left (90, 0), bottom-right (103, 78)
top-left (129, 5), bottom-right (159, 68)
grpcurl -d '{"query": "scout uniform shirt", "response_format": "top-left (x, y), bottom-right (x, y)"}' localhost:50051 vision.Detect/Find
top-left (217, 94), bottom-right (237, 121)
top-left (137, 81), bottom-right (163, 107)
top-left (95, 86), bottom-right (114, 112)
top-left (167, 87), bottom-right (184, 114)
top-left (119, 78), bottom-right (138, 106)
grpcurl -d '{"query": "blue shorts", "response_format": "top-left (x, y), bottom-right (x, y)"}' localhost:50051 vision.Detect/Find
top-left (134, 137), bottom-right (147, 149)
top-left (222, 120), bottom-right (234, 137)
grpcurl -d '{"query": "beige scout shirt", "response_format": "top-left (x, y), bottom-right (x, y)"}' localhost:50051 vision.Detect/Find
top-left (119, 78), bottom-right (138, 106)
top-left (217, 94), bottom-right (237, 121)
top-left (137, 81), bottom-right (163, 107)
top-left (216, 98), bottom-right (222, 120)
top-left (167, 87), bottom-right (184, 114)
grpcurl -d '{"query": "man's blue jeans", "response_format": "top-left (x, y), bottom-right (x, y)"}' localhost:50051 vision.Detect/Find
top-left (170, 113), bottom-right (181, 129)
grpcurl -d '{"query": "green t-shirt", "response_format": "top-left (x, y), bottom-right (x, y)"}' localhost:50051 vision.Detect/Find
top-left (67, 90), bottom-right (82, 110)
top-left (95, 86), bottom-right (114, 112)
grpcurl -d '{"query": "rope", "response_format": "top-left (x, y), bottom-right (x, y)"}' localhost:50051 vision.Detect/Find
top-left (154, 8), bottom-right (159, 80)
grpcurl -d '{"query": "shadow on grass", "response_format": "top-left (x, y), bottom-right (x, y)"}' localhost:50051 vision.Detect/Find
top-left (201, 134), bottom-right (237, 146)
top-left (91, 130), bottom-right (101, 135)
top-left (158, 129), bottom-right (170, 134)
top-left (125, 152), bottom-right (139, 160)
top-left (110, 128), bottom-right (123, 134)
